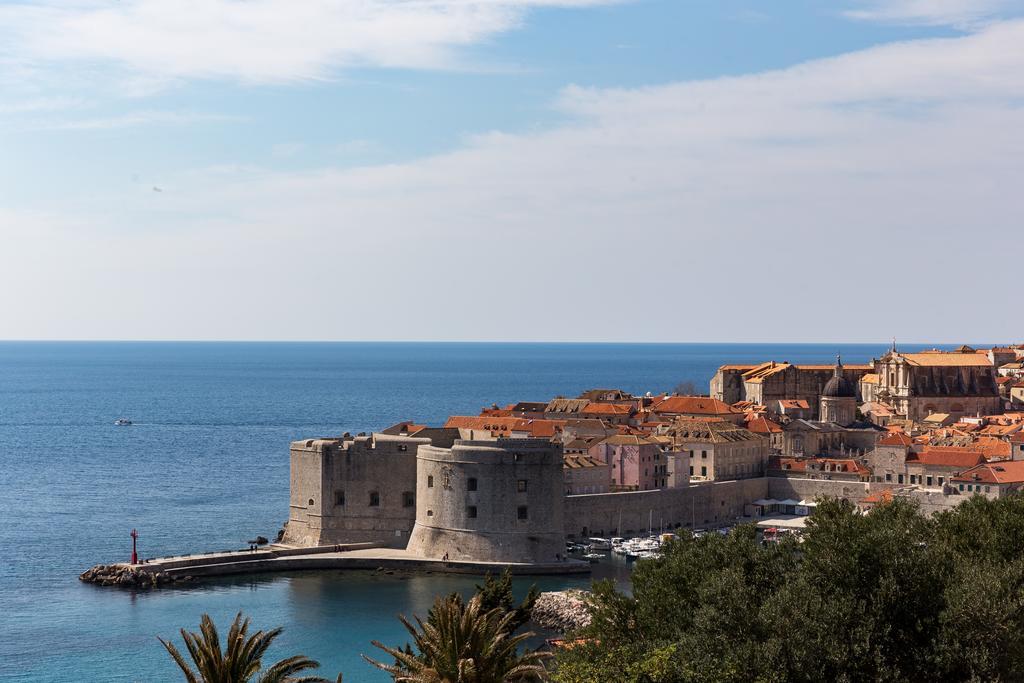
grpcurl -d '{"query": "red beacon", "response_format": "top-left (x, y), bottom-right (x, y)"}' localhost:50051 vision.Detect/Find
top-left (130, 528), bottom-right (139, 565)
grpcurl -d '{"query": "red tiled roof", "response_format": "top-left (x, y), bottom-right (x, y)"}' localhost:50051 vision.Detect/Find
top-left (979, 424), bottom-right (1022, 437)
top-left (443, 416), bottom-right (565, 438)
top-left (747, 416), bottom-right (783, 434)
top-left (768, 456), bottom-right (807, 472)
top-left (879, 432), bottom-right (913, 447)
top-left (973, 437), bottom-right (1012, 459)
top-left (652, 396), bottom-right (739, 415)
top-left (778, 399), bottom-right (811, 410)
top-left (862, 490), bottom-right (894, 505)
top-left (953, 461), bottom-right (1024, 485)
top-left (909, 447), bottom-right (986, 469)
top-left (581, 402), bottom-right (634, 416)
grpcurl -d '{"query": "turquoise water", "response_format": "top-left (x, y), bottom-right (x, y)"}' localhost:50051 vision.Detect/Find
top-left (0, 341), bottom-right (909, 682)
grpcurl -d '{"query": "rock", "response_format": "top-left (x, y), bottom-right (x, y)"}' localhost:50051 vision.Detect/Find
top-left (79, 563), bottom-right (183, 589)
top-left (531, 590), bottom-right (592, 633)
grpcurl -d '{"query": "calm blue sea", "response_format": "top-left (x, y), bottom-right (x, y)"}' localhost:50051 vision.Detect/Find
top-left (0, 341), bottom-right (932, 682)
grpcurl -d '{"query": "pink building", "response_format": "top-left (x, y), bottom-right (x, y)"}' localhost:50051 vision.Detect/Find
top-left (588, 434), bottom-right (665, 491)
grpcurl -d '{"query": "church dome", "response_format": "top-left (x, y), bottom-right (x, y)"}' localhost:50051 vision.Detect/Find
top-left (822, 374), bottom-right (856, 398)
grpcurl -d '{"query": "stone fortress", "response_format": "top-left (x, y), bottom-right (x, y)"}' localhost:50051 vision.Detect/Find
top-left (282, 344), bottom-right (1024, 567)
top-left (283, 430), bottom-right (774, 564)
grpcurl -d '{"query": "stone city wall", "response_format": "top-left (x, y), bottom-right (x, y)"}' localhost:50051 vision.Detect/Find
top-left (564, 478), bottom-right (769, 537)
top-left (766, 476), bottom-right (871, 502)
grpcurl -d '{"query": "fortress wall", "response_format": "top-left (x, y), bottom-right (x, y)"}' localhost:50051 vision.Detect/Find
top-left (564, 478), bottom-right (769, 537)
top-left (766, 476), bottom-right (871, 502)
top-left (283, 439), bottom-right (331, 546)
top-left (406, 440), bottom-right (565, 563)
top-left (283, 435), bottom-right (425, 547)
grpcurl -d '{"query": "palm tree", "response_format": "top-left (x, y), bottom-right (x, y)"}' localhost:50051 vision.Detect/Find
top-left (365, 593), bottom-right (550, 682)
top-left (159, 611), bottom-right (339, 683)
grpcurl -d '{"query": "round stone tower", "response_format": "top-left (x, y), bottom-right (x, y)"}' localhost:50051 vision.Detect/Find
top-left (820, 354), bottom-right (857, 426)
top-left (406, 438), bottom-right (565, 564)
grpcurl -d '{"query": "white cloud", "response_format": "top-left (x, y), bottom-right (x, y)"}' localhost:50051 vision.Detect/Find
top-left (845, 0), bottom-right (1022, 27)
top-left (0, 0), bottom-right (623, 85)
top-left (2, 20), bottom-right (1023, 342)
top-left (28, 109), bottom-right (242, 130)
top-left (0, 96), bottom-right (87, 114)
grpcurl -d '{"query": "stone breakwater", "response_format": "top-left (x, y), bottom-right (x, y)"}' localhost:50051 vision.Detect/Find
top-left (531, 590), bottom-right (592, 633)
top-left (79, 564), bottom-right (191, 588)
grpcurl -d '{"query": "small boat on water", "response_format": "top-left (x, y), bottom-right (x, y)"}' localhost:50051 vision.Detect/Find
top-left (114, 418), bottom-right (133, 426)
top-left (588, 537), bottom-right (612, 551)
top-left (583, 552), bottom-right (604, 563)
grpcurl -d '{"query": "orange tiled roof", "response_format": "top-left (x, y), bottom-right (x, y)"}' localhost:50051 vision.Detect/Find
top-left (862, 490), bottom-right (894, 505)
top-left (979, 424), bottom-right (1022, 437)
top-left (768, 456), bottom-right (807, 472)
top-left (973, 437), bottom-right (1012, 459)
top-left (953, 461), bottom-right (1024, 485)
top-left (581, 402), bottom-right (634, 416)
top-left (444, 416), bottom-right (565, 438)
top-left (909, 447), bottom-right (986, 469)
top-left (747, 416), bottom-right (783, 434)
top-left (652, 396), bottom-right (739, 416)
top-left (778, 399), bottom-right (811, 410)
top-left (895, 351), bottom-right (993, 367)
top-left (879, 432), bottom-right (913, 447)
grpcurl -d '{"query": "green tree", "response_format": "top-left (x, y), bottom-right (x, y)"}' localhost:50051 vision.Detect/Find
top-left (365, 593), bottom-right (550, 682)
top-left (475, 569), bottom-right (540, 633)
top-left (159, 612), bottom-right (337, 683)
top-left (554, 495), bottom-right (1024, 682)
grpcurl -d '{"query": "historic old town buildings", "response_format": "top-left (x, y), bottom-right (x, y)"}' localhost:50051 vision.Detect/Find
top-left (285, 343), bottom-right (1024, 559)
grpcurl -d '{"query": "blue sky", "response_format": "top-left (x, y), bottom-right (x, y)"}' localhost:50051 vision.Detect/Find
top-left (1, 0), bottom-right (1022, 342)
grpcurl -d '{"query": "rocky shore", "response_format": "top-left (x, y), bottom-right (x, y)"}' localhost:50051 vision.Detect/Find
top-left (79, 564), bottom-right (191, 588)
top-left (531, 589), bottom-right (592, 633)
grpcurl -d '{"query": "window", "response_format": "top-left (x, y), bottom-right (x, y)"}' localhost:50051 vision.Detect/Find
top-left (308, 498), bottom-right (315, 506)
top-left (517, 479), bottom-right (528, 493)
top-left (467, 477), bottom-right (478, 491)
top-left (985, 486), bottom-right (991, 493)
top-left (467, 506), bottom-right (478, 518)
top-left (689, 466), bottom-right (693, 475)
top-left (397, 443), bottom-right (408, 452)
top-left (898, 474), bottom-right (904, 484)
top-left (885, 473), bottom-right (892, 482)
top-left (701, 466), bottom-right (707, 477)
top-left (335, 491), bottom-right (345, 506)
top-left (369, 491), bottom-right (380, 506)
top-left (926, 476), bottom-right (933, 487)
top-left (427, 475), bottom-right (434, 488)
top-left (517, 506), bottom-right (528, 520)
top-left (702, 450), bottom-right (708, 459)
top-left (427, 509), bottom-right (434, 517)
top-left (402, 491), bottom-right (414, 507)
top-left (938, 477), bottom-right (944, 485)
top-left (959, 484), bottom-right (964, 491)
